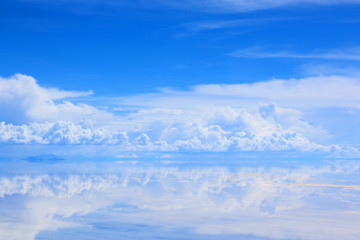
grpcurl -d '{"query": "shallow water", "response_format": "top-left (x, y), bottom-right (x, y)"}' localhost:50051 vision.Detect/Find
top-left (1, 153), bottom-right (360, 240)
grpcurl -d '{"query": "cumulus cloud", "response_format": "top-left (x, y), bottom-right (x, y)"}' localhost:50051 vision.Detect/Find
top-left (0, 74), bottom-right (113, 124)
top-left (0, 103), bottom-right (334, 153)
top-left (1, 74), bottom-right (360, 154)
top-left (0, 121), bottom-right (129, 145)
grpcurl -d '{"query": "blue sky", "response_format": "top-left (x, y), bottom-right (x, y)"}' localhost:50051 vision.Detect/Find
top-left (1, 1), bottom-right (360, 156)
top-left (1, 0), bottom-right (360, 157)
top-left (1, 2), bottom-right (360, 239)
top-left (1, 0), bottom-right (360, 95)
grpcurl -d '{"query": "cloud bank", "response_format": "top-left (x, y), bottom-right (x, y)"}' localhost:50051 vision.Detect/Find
top-left (1, 74), bottom-right (360, 155)
top-left (0, 104), bottom-right (330, 152)
top-left (124, 75), bottom-right (360, 109)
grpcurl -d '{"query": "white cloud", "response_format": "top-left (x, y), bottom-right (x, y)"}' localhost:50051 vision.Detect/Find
top-left (159, 0), bottom-right (360, 12)
top-left (0, 74), bottom-right (113, 125)
top-left (1, 74), bottom-right (360, 154)
top-left (15, 0), bottom-right (360, 13)
top-left (0, 121), bottom-right (129, 145)
top-left (114, 75), bottom-right (360, 150)
top-left (145, 75), bottom-right (360, 109)
top-left (183, 18), bottom-right (283, 32)
top-left (230, 47), bottom-right (360, 60)
top-left (0, 103), bottom-right (334, 153)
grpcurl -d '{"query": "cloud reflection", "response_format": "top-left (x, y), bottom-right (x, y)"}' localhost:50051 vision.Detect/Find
top-left (0, 160), bottom-right (360, 240)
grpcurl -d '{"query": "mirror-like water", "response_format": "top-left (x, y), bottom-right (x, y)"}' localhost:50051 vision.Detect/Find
top-left (1, 154), bottom-right (359, 240)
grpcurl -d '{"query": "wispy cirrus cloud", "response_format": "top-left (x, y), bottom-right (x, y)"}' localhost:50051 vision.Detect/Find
top-left (184, 18), bottom-right (283, 32)
top-left (230, 47), bottom-right (360, 60)
top-left (159, 0), bottom-right (360, 12)
top-left (10, 0), bottom-right (360, 13)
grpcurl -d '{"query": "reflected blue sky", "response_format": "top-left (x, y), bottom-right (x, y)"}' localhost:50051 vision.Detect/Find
top-left (1, 154), bottom-right (360, 240)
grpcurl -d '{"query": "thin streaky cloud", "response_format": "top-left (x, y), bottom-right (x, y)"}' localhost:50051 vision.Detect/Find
top-left (159, 0), bottom-right (360, 12)
top-left (178, 172), bottom-right (360, 190)
top-left (184, 18), bottom-right (285, 32)
top-left (230, 47), bottom-right (360, 60)
top-left (287, 182), bottom-right (360, 190)
top-left (11, 0), bottom-right (360, 13)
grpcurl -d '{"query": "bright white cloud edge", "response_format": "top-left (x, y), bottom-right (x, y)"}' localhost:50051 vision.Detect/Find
top-left (1, 74), bottom-right (360, 155)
